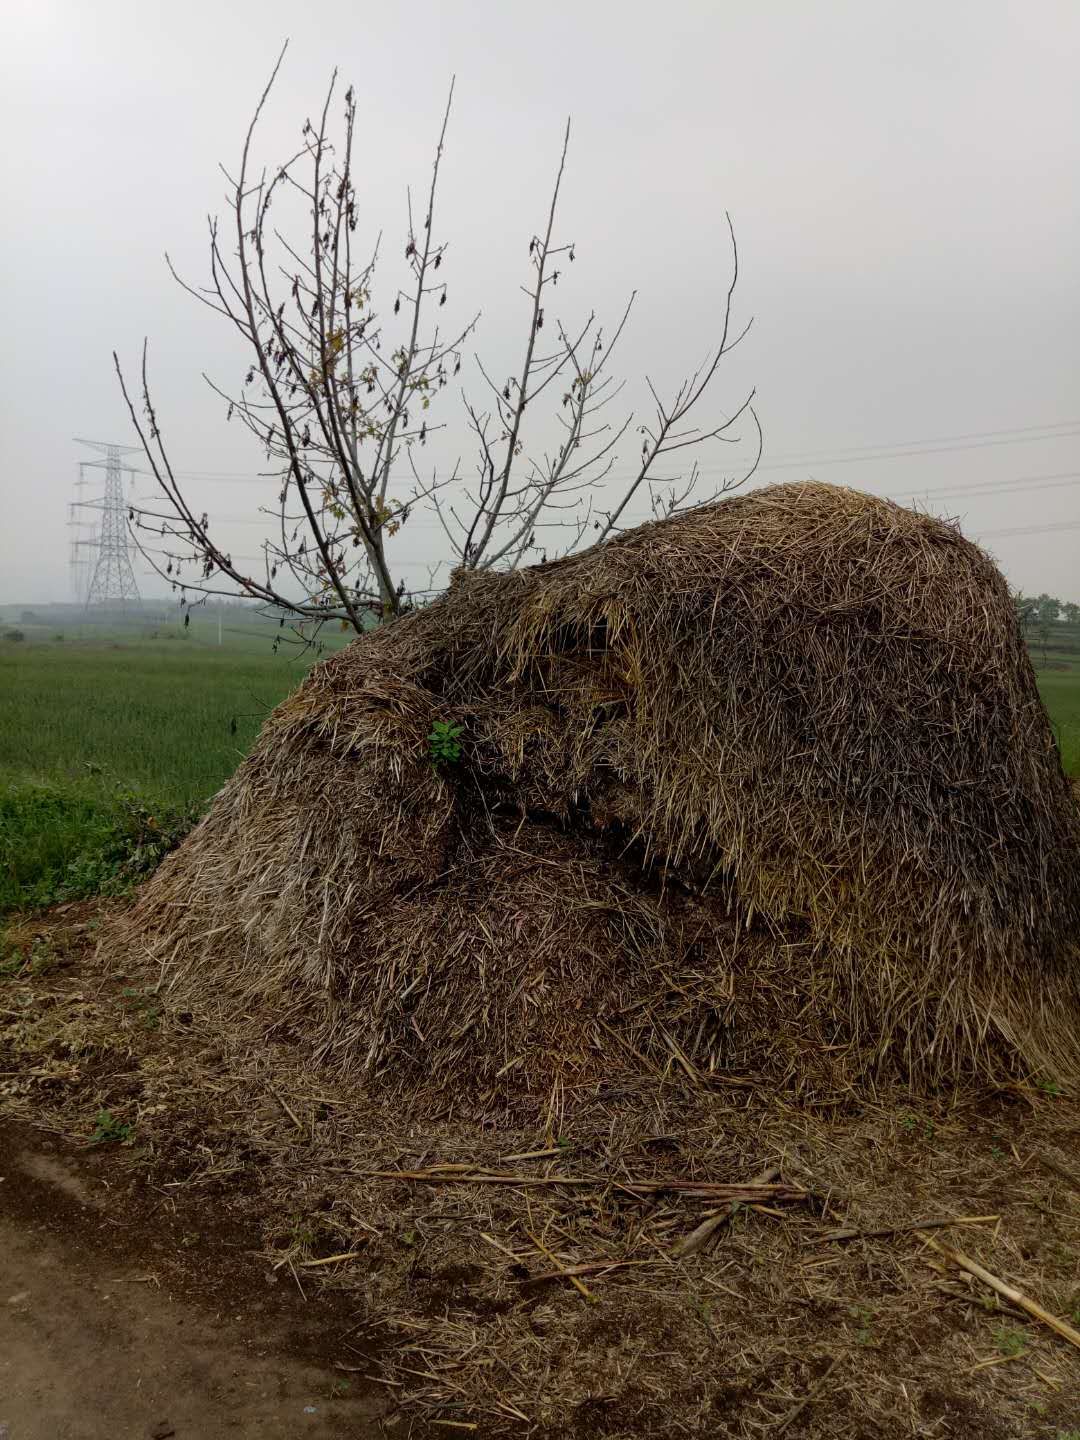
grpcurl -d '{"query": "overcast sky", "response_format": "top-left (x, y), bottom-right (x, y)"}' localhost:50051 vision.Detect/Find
top-left (2, 0), bottom-right (1078, 605)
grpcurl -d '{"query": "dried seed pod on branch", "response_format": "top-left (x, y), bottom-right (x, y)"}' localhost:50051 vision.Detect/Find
top-left (115, 44), bottom-right (760, 638)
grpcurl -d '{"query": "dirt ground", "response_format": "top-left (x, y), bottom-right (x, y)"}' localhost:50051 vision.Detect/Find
top-left (3, 902), bottom-right (1080, 1438)
top-left (0, 1118), bottom-right (383, 1439)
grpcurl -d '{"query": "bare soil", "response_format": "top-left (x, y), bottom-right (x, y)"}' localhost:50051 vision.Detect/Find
top-left (2, 901), bottom-right (1080, 1438)
top-left (0, 1116), bottom-right (383, 1439)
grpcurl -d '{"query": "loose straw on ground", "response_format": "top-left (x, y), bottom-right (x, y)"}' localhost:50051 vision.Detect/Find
top-left (926, 1238), bottom-right (1080, 1353)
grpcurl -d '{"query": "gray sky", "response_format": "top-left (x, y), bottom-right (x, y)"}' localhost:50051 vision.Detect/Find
top-left (2, 0), bottom-right (1078, 604)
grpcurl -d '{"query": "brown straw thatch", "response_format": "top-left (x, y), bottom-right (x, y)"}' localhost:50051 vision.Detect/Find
top-left (114, 481), bottom-right (1080, 1105)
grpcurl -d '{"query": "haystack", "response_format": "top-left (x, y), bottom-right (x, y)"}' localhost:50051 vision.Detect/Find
top-left (116, 481), bottom-right (1080, 1105)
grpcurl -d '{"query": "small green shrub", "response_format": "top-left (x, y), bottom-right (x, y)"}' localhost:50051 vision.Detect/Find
top-left (0, 938), bottom-right (61, 979)
top-left (89, 1109), bottom-right (133, 1145)
top-left (428, 719), bottom-right (464, 767)
top-left (993, 1326), bottom-right (1026, 1357)
top-left (848, 1304), bottom-right (875, 1346)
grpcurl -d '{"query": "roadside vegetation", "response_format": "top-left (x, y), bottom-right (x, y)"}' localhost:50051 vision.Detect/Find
top-left (0, 610), bottom-right (344, 913)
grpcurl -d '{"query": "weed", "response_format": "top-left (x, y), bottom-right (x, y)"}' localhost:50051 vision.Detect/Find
top-left (0, 938), bottom-right (23, 984)
top-left (121, 985), bottom-right (162, 1030)
top-left (693, 1296), bottom-right (715, 1324)
top-left (280, 1215), bottom-right (318, 1258)
top-left (89, 1109), bottom-right (133, 1145)
top-left (428, 719), bottom-right (464, 767)
top-left (993, 1326), bottom-right (1027, 1358)
top-left (28, 940), bottom-right (59, 975)
top-left (294, 1220), bottom-right (317, 1247)
top-left (0, 937), bottom-right (59, 979)
top-left (899, 1112), bottom-right (935, 1141)
top-left (1038, 1078), bottom-right (1062, 1098)
top-left (848, 1304), bottom-right (875, 1346)
top-left (0, 780), bottom-right (199, 915)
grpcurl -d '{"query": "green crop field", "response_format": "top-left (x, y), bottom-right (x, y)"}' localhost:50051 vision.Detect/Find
top-left (1, 608), bottom-right (1079, 916)
top-left (1033, 616), bottom-right (1080, 775)
top-left (1038, 668), bottom-right (1080, 775)
top-left (0, 611), bottom-right (348, 913)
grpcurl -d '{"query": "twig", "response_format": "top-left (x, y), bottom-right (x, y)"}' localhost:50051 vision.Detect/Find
top-left (287, 1256), bottom-right (308, 1301)
top-left (773, 1357), bottom-right (838, 1433)
top-left (969, 1354), bottom-right (1022, 1373)
top-left (819, 1214), bottom-right (999, 1245)
top-left (925, 1238), bottom-right (1080, 1352)
top-left (525, 1228), bottom-right (594, 1302)
top-left (358, 1166), bottom-right (809, 1202)
top-left (499, 1146), bottom-right (572, 1162)
top-left (301, 1249), bottom-right (368, 1267)
top-left (267, 1081), bottom-right (304, 1132)
top-left (478, 1231), bottom-right (525, 1262)
top-left (521, 1258), bottom-right (657, 1287)
top-left (673, 1164), bottom-right (781, 1258)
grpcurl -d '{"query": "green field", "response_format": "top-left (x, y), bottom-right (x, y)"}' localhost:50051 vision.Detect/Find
top-left (1, 610), bottom-right (1078, 915)
top-left (0, 611), bottom-right (346, 913)
top-left (1032, 616), bottom-right (1080, 775)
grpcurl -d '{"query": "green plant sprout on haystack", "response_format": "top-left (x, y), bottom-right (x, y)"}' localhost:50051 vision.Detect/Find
top-left (110, 481), bottom-right (1080, 1115)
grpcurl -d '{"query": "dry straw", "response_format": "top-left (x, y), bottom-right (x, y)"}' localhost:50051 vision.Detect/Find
top-left (113, 481), bottom-right (1080, 1106)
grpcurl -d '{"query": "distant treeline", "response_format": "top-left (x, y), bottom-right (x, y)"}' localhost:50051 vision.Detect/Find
top-left (1014, 594), bottom-right (1080, 627)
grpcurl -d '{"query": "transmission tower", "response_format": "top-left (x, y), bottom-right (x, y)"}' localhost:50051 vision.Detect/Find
top-left (68, 461), bottom-right (105, 603)
top-left (72, 439), bottom-right (143, 611)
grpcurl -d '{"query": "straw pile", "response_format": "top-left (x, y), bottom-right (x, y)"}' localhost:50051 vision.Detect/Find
top-left (116, 481), bottom-right (1080, 1103)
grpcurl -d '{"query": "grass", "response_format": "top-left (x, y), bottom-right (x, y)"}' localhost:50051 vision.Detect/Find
top-left (1036, 669), bottom-right (1080, 775)
top-left (89, 1108), bottom-right (134, 1145)
top-left (1028, 617), bottom-right (1080, 772)
top-left (0, 618), bottom-right (340, 913)
top-left (0, 610), bottom-right (1077, 918)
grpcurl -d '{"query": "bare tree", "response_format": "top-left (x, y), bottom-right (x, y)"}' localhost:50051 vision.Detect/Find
top-left (116, 44), bottom-right (760, 639)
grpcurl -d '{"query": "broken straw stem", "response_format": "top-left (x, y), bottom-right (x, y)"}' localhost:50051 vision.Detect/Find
top-left (819, 1214), bottom-right (999, 1244)
top-left (355, 1166), bottom-right (809, 1202)
top-left (673, 1164), bottom-right (782, 1258)
top-left (926, 1237), bottom-right (1080, 1352)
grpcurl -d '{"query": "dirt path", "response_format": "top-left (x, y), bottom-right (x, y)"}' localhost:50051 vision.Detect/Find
top-left (0, 1122), bottom-right (383, 1440)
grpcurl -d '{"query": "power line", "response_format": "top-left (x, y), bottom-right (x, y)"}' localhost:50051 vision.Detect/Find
top-left (743, 417), bottom-right (1080, 464)
top-left (976, 518), bottom-right (1080, 540)
top-left (132, 470), bottom-right (1080, 539)
top-left (135, 416), bottom-right (1080, 486)
top-left (880, 470), bottom-right (1080, 503)
top-left (749, 428), bottom-right (1080, 474)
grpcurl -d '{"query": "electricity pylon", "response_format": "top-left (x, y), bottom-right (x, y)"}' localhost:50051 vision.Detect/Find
top-left (72, 439), bottom-right (143, 610)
